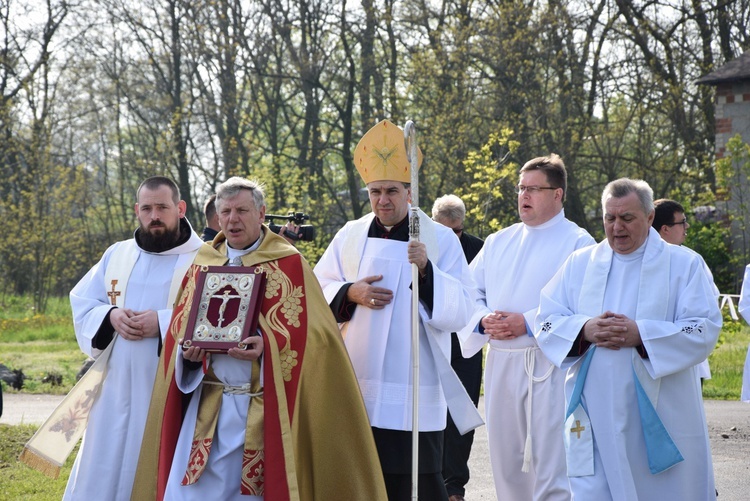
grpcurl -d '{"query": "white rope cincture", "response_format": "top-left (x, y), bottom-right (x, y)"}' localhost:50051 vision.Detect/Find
top-left (491, 344), bottom-right (554, 473)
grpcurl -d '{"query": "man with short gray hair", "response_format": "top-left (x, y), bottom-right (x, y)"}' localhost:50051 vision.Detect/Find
top-left (432, 194), bottom-right (483, 501)
top-left (536, 177), bottom-right (721, 500)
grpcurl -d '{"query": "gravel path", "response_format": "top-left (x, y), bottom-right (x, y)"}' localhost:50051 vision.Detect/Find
top-left (2, 393), bottom-right (748, 499)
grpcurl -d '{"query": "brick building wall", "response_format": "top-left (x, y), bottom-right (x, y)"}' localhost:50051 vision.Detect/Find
top-left (714, 80), bottom-right (750, 285)
top-left (714, 81), bottom-right (750, 160)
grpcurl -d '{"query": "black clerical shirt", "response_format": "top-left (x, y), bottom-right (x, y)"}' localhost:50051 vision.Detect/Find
top-left (329, 215), bottom-right (434, 322)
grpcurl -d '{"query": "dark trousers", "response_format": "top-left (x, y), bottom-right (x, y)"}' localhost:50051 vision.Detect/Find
top-left (442, 333), bottom-right (483, 497)
top-left (372, 427), bottom-right (448, 501)
top-left (383, 472), bottom-right (448, 501)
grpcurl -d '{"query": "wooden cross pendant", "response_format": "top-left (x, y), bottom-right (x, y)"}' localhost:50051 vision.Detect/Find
top-left (107, 279), bottom-right (121, 305)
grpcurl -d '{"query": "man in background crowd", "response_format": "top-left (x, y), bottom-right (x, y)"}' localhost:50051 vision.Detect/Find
top-left (432, 194), bottom-right (484, 501)
top-left (653, 198), bottom-right (718, 385)
top-left (200, 194), bottom-right (221, 242)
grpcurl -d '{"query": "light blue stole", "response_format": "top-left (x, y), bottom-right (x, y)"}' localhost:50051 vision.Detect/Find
top-left (565, 231), bottom-right (684, 476)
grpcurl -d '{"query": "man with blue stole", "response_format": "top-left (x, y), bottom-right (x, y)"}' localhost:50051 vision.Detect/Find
top-left (536, 178), bottom-right (721, 500)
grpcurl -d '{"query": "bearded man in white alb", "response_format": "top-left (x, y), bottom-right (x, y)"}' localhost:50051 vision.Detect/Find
top-left (536, 178), bottom-right (721, 501)
top-left (458, 154), bottom-right (593, 500)
top-left (64, 176), bottom-right (204, 500)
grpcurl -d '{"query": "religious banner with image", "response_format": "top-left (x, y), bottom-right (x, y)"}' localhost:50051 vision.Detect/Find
top-left (182, 265), bottom-right (266, 353)
top-left (19, 337), bottom-right (117, 478)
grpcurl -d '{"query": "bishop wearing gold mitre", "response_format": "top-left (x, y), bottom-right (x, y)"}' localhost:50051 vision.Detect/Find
top-left (314, 120), bottom-right (481, 500)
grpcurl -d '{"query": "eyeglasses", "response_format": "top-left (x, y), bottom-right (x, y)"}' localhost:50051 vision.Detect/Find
top-left (665, 218), bottom-right (688, 226)
top-left (515, 185), bottom-right (558, 194)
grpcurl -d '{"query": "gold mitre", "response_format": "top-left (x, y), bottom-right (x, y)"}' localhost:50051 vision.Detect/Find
top-left (353, 119), bottom-right (423, 185)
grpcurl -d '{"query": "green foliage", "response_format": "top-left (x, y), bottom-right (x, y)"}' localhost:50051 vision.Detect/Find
top-left (457, 130), bottom-right (521, 238)
top-left (0, 160), bottom-right (91, 312)
top-left (716, 134), bottom-right (750, 268)
top-left (2, 0), bottom-right (749, 299)
top-left (0, 424), bottom-right (74, 500)
top-left (716, 135), bottom-right (750, 196)
top-left (0, 339), bottom-right (85, 395)
top-left (714, 308), bottom-right (743, 350)
top-left (686, 221), bottom-right (734, 293)
top-left (0, 296), bottom-right (71, 323)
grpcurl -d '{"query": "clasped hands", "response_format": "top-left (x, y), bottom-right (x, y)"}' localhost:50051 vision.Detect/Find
top-left (582, 311), bottom-right (641, 350)
top-left (481, 311), bottom-right (527, 340)
top-left (111, 308), bottom-right (160, 340)
top-left (347, 241), bottom-right (426, 309)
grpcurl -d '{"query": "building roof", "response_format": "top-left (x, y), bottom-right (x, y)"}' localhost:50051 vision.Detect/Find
top-left (697, 50), bottom-right (750, 85)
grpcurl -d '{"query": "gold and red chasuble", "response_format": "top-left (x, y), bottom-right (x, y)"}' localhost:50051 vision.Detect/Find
top-left (179, 255), bottom-right (309, 495)
top-left (157, 254), bottom-right (308, 499)
top-left (132, 229), bottom-right (387, 501)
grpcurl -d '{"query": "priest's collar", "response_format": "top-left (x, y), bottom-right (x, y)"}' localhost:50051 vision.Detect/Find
top-left (613, 238), bottom-right (647, 262)
top-left (226, 230), bottom-right (264, 263)
top-left (135, 217), bottom-right (193, 254)
top-left (525, 209), bottom-right (565, 230)
top-left (370, 214), bottom-right (409, 240)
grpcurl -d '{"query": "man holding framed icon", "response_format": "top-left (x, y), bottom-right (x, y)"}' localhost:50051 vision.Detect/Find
top-left (133, 177), bottom-right (386, 500)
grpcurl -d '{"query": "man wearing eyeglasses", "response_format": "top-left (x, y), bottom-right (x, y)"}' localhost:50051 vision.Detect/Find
top-left (653, 199), bottom-right (718, 386)
top-left (653, 199), bottom-right (690, 245)
top-left (458, 154), bottom-right (594, 500)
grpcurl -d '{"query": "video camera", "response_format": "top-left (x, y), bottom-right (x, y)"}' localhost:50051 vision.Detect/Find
top-left (265, 212), bottom-right (315, 242)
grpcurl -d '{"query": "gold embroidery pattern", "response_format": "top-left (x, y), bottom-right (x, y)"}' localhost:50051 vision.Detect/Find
top-left (264, 268), bottom-right (285, 299)
top-left (181, 438), bottom-right (212, 485)
top-left (169, 268), bottom-right (199, 344)
top-left (261, 261), bottom-right (303, 381)
top-left (281, 289), bottom-right (303, 328)
top-left (279, 349), bottom-right (299, 382)
top-left (241, 449), bottom-right (264, 496)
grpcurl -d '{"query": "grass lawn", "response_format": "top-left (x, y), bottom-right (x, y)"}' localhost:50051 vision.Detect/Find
top-left (703, 315), bottom-right (750, 399)
top-left (0, 297), bottom-right (86, 395)
top-left (0, 425), bottom-right (75, 500)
